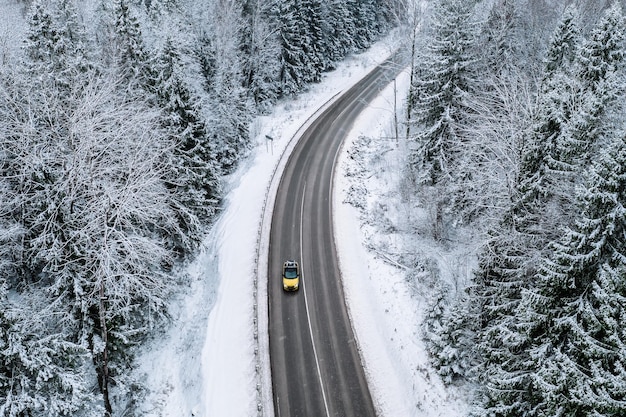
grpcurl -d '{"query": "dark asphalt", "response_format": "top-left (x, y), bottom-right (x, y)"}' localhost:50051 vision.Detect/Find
top-left (268, 52), bottom-right (406, 417)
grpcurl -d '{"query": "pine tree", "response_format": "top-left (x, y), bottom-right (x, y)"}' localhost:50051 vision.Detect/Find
top-left (408, 0), bottom-right (479, 186)
top-left (207, 0), bottom-right (253, 171)
top-left (274, 0), bottom-right (308, 95)
top-left (555, 2), bottom-right (625, 171)
top-left (520, 130), bottom-right (626, 416)
top-left (0, 284), bottom-right (102, 417)
top-left (240, 0), bottom-right (281, 108)
top-left (154, 38), bottom-right (222, 228)
top-left (110, 0), bottom-right (154, 92)
top-left (468, 7), bottom-right (581, 415)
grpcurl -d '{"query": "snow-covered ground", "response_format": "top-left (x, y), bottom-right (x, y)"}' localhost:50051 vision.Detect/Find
top-left (334, 74), bottom-right (472, 417)
top-left (136, 30), bottom-right (472, 417)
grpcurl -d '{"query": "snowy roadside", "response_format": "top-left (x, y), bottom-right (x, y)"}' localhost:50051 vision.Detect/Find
top-left (333, 65), bottom-right (472, 417)
top-left (135, 32), bottom-right (404, 417)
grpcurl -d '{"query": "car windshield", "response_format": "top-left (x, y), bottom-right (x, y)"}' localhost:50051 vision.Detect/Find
top-left (284, 267), bottom-right (298, 279)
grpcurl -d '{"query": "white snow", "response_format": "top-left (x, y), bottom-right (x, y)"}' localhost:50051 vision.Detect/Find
top-left (0, 1), bottom-right (27, 61)
top-left (137, 30), bottom-right (471, 417)
top-left (334, 72), bottom-right (471, 417)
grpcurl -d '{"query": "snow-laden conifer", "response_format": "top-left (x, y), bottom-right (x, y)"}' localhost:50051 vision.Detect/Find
top-left (154, 37), bottom-right (222, 232)
top-left (520, 127), bottom-right (626, 416)
top-left (516, 4), bottom-right (581, 216)
top-left (111, 0), bottom-right (154, 92)
top-left (300, 0), bottom-right (325, 81)
top-left (461, 6), bottom-right (577, 415)
top-left (23, 0), bottom-right (94, 93)
top-left (274, 0), bottom-right (307, 95)
top-left (424, 285), bottom-right (479, 384)
top-left (555, 2), bottom-right (625, 170)
top-left (324, 0), bottom-right (357, 61)
top-left (408, 0), bottom-right (480, 186)
top-left (240, 0), bottom-right (281, 108)
top-left (478, 0), bottom-right (532, 80)
top-left (349, 0), bottom-right (377, 50)
top-left (0, 283), bottom-right (102, 417)
top-left (205, 0), bottom-right (253, 171)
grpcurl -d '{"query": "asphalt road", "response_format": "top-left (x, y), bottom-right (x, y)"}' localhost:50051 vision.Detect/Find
top-left (268, 53), bottom-right (406, 417)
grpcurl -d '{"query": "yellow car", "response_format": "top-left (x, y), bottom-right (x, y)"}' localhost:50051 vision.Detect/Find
top-left (282, 260), bottom-right (300, 291)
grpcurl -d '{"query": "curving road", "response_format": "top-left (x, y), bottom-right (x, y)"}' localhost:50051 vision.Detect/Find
top-left (268, 52), bottom-right (406, 417)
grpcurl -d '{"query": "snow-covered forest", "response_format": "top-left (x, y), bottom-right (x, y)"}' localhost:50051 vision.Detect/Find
top-left (405, 0), bottom-right (626, 416)
top-left (0, 0), bottom-right (401, 415)
top-left (3, 0), bottom-right (626, 415)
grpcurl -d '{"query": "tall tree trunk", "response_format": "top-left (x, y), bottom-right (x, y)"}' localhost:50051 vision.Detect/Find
top-left (99, 284), bottom-right (112, 417)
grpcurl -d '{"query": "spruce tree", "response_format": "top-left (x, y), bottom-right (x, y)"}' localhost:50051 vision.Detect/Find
top-left (555, 2), bottom-right (625, 171)
top-left (469, 6), bottom-right (581, 415)
top-left (53, 0), bottom-right (94, 80)
top-left (408, 0), bottom-right (479, 186)
top-left (479, 0), bottom-right (524, 78)
top-left (0, 284), bottom-right (102, 417)
top-left (23, 0), bottom-right (62, 81)
top-left (23, 0), bottom-right (94, 94)
top-left (470, 194), bottom-right (540, 416)
top-left (111, 0), bottom-right (154, 92)
top-left (300, 0), bottom-right (325, 82)
top-left (517, 4), bottom-right (581, 213)
top-left (207, 0), bottom-right (253, 171)
top-left (317, 0), bottom-right (339, 70)
top-left (424, 287), bottom-right (479, 384)
top-left (240, 0), bottom-right (281, 107)
top-left (482, 3), bottom-right (583, 327)
top-left (154, 38), bottom-right (222, 228)
top-left (349, 0), bottom-right (376, 49)
top-left (520, 129), bottom-right (626, 416)
top-left (325, 0), bottom-right (356, 60)
top-left (543, 4), bottom-right (581, 75)
top-left (275, 0), bottom-right (307, 95)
